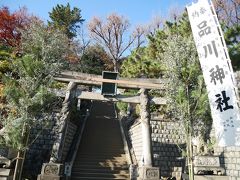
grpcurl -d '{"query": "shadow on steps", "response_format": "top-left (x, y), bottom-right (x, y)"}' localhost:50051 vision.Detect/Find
top-left (71, 101), bottom-right (129, 180)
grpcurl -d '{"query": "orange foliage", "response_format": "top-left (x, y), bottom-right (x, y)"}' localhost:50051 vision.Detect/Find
top-left (66, 54), bottom-right (79, 64)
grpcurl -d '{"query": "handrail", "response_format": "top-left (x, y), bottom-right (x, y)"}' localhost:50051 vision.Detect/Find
top-left (118, 116), bottom-right (133, 165)
top-left (120, 116), bottom-right (138, 165)
top-left (113, 103), bottom-right (132, 165)
top-left (64, 102), bottom-right (92, 179)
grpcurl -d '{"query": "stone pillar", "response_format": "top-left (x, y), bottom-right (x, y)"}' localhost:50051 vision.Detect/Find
top-left (50, 82), bottom-right (77, 163)
top-left (138, 89), bottom-right (160, 180)
top-left (37, 163), bottom-right (64, 180)
top-left (139, 88), bottom-right (152, 166)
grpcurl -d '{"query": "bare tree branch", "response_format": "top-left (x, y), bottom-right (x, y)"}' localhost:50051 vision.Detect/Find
top-left (88, 13), bottom-right (138, 71)
top-left (213, 0), bottom-right (240, 26)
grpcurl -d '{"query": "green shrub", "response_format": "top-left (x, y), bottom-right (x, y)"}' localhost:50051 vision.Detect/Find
top-left (116, 102), bottom-right (128, 114)
top-left (0, 60), bottom-right (11, 73)
top-left (50, 81), bottom-right (67, 89)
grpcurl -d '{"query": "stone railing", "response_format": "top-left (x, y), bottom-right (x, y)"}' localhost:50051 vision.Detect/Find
top-left (128, 120), bottom-right (143, 165)
top-left (38, 82), bottom-right (78, 180)
top-left (64, 102), bottom-right (92, 179)
top-left (50, 82), bottom-right (78, 163)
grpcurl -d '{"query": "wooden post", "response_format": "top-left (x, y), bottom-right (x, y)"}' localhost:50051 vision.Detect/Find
top-left (13, 123), bottom-right (29, 180)
top-left (140, 88), bottom-right (152, 166)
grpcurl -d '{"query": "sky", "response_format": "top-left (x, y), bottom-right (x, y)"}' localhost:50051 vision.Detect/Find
top-left (0, 0), bottom-right (193, 27)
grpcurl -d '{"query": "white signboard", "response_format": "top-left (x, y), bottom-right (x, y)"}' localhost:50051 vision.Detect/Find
top-left (187, 0), bottom-right (240, 146)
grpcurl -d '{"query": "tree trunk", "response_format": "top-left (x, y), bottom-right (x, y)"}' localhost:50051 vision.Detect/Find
top-left (186, 133), bottom-right (194, 180)
top-left (13, 124), bottom-right (29, 180)
top-left (113, 59), bottom-right (118, 72)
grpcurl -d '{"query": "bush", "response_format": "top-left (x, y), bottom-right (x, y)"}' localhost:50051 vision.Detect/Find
top-left (0, 60), bottom-right (11, 73)
top-left (116, 102), bottom-right (128, 114)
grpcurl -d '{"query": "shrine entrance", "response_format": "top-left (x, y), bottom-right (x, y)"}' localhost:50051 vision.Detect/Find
top-left (38, 70), bottom-right (166, 180)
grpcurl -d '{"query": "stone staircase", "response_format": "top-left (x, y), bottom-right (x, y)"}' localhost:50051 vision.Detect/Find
top-left (71, 101), bottom-right (129, 180)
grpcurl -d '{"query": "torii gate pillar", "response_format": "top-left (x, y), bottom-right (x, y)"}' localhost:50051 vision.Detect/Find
top-left (140, 88), bottom-right (152, 166)
top-left (138, 88), bottom-right (159, 180)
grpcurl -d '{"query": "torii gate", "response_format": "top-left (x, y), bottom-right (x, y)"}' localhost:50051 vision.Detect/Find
top-left (55, 71), bottom-right (166, 104)
top-left (54, 71), bottom-right (166, 178)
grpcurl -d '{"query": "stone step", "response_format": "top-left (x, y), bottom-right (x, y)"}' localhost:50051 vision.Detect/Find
top-left (75, 157), bottom-right (127, 162)
top-left (76, 152), bottom-right (126, 156)
top-left (78, 147), bottom-right (124, 151)
top-left (71, 172), bottom-right (129, 178)
top-left (71, 101), bottom-right (129, 179)
top-left (71, 177), bottom-right (128, 180)
top-left (72, 168), bottom-right (128, 173)
top-left (76, 158), bottom-right (126, 164)
top-left (72, 164), bottom-right (129, 170)
top-left (73, 161), bottom-right (128, 167)
top-left (76, 153), bottom-right (126, 156)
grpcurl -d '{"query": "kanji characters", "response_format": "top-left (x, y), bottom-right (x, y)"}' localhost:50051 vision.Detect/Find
top-left (191, 7), bottom-right (206, 19)
top-left (209, 65), bottom-right (225, 85)
top-left (203, 40), bottom-right (218, 58)
top-left (192, 11), bottom-right (199, 18)
top-left (215, 91), bottom-right (233, 112)
top-left (198, 20), bottom-right (211, 37)
top-left (199, 7), bottom-right (206, 14)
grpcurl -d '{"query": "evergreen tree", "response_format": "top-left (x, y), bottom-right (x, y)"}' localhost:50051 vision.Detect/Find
top-left (0, 20), bottom-right (69, 179)
top-left (224, 24), bottom-right (240, 71)
top-left (48, 3), bottom-right (84, 39)
top-left (0, 46), bottom-right (12, 82)
top-left (80, 45), bottom-right (113, 75)
top-left (162, 32), bottom-right (210, 180)
top-left (121, 47), bottom-right (163, 78)
top-left (1, 19), bottom-right (69, 147)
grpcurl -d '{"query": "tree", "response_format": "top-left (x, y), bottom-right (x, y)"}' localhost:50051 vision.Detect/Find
top-left (88, 13), bottom-right (144, 71)
top-left (0, 6), bottom-right (31, 49)
top-left (213, 0), bottom-right (240, 27)
top-left (223, 24), bottom-right (240, 70)
top-left (0, 20), bottom-right (69, 179)
top-left (48, 3), bottom-right (84, 39)
top-left (213, 0), bottom-right (240, 70)
top-left (21, 19), bottom-right (69, 69)
top-left (0, 46), bottom-right (12, 81)
top-left (135, 13), bottom-right (211, 180)
top-left (162, 34), bottom-right (211, 180)
top-left (80, 44), bottom-right (113, 74)
top-left (121, 47), bottom-right (163, 78)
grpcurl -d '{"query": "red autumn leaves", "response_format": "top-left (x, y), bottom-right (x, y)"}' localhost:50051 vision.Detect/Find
top-left (0, 6), bottom-right (31, 49)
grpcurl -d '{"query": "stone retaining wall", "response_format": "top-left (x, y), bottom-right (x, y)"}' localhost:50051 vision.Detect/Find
top-left (60, 121), bottom-right (77, 162)
top-left (124, 108), bottom-right (240, 180)
top-left (150, 115), bottom-right (185, 179)
top-left (128, 121), bottom-right (143, 164)
top-left (50, 82), bottom-right (78, 163)
top-left (214, 146), bottom-right (240, 179)
top-left (150, 115), bottom-right (240, 180)
top-left (24, 112), bottom-right (59, 177)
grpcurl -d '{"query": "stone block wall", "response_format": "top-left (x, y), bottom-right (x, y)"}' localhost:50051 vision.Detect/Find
top-left (128, 121), bottom-right (143, 165)
top-left (127, 112), bottom-right (240, 180)
top-left (24, 113), bottom-right (58, 177)
top-left (0, 148), bottom-right (8, 158)
top-left (214, 146), bottom-right (240, 179)
top-left (60, 121), bottom-right (77, 162)
top-left (150, 115), bottom-right (185, 179)
top-left (150, 115), bottom-right (240, 179)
